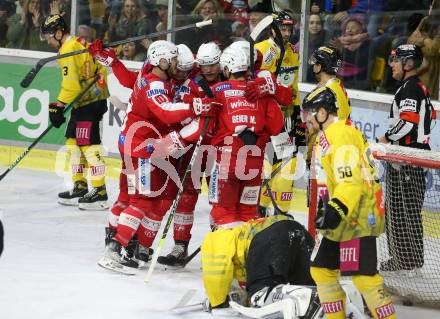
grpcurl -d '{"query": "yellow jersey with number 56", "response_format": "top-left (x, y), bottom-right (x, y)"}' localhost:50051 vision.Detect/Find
top-left (57, 36), bottom-right (109, 107)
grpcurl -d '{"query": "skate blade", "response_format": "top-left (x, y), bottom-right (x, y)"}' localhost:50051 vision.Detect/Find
top-left (97, 256), bottom-right (136, 275)
top-left (58, 198), bottom-right (80, 206)
top-left (78, 201), bottom-right (109, 211)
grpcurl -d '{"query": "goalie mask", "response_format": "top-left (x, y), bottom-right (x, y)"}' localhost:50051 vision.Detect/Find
top-left (197, 42), bottom-right (222, 66)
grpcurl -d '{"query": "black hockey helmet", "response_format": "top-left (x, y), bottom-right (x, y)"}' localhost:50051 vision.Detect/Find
top-left (308, 46), bottom-right (342, 75)
top-left (302, 86), bottom-right (338, 115)
top-left (41, 14), bottom-right (68, 35)
top-left (273, 10), bottom-right (294, 26)
top-left (388, 44), bottom-right (423, 68)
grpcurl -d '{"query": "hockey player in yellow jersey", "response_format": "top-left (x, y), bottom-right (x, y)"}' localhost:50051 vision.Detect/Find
top-left (302, 87), bottom-right (396, 319)
top-left (41, 14), bottom-right (110, 210)
top-left (306, 46), bottom-right (352, 164)
top-left (201, 215), bottom-right (315, 309)
top-left (255, 10), bottom-right (302, 215)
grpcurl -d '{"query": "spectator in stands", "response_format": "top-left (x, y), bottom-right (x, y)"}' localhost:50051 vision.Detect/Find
top-left (176, 0), bottom-right (199, 14)
top-left (6, 0), bottom-right (52, 51)
top-left (218, 0), bottom-right (248, 23)
top-left (49, 0), bottom-right (71, 26)
top-left (408, 15), bottom-right (440, 100)
top-left (0, 1), bottom-right (15, 47)
top-left (155, 0), bottom-right (168, 36)
top-left (107, 0), bottom-right (152, 42)
top-left (332, 14), bottom-right (371, 90)
top-left (78, 24), bottom-right (94, 42)
top-left (88, 0), bottom-right (107, 39)
top-left (230, 19), bottom-right (248, 41)
top-left (306, 14), bottom-right (328, 82)
top-left (248, 2), bottom-right (270, 34)
top-left (177, 0), bottom-right (230, 51)
top-left (331, 0), bottom-right (383, 37)
top-left (118, 41), bottom-right (147, 61)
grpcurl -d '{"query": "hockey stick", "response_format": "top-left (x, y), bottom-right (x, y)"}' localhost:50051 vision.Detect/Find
top-left (249, 15), bottom-right (274, 72)
top-left (20, 19), bottom-right (213, 88)
top-left (0, 76), bottom-right (99, 182)
top-left (144, 78), bottom-right (214, 282)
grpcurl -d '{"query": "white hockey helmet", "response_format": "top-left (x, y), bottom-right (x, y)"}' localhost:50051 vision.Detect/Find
top-left (176, 44), bottom-right (194, 71)
top-left (147, 40), bottom-right (178, 66)
top-left (196, 42), bottom-right (222, 66)
top-left (220, 46), bottom-right (249, 74)
top-left (229, 40), bottom-right (257, 65)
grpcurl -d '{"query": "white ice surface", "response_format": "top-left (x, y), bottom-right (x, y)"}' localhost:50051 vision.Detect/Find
top-left (0, 169), bottom-right (439, 319)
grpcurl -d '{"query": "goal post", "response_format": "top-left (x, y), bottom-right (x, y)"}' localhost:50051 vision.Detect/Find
top-left (307, 143), bottom-right (440, 306)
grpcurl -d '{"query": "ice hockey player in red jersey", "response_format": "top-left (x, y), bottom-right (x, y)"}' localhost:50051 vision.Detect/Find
top-left (157, 42), bottom-right (224, 268)
top-left (89, 39), bottom-right (218, 273)
top-left (207, 45), bottom-right (284, 227)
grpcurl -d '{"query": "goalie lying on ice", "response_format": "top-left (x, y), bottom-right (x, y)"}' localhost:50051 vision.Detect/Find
top-left (201, 215), bottom-right (369, 318)
top-left (201, 215), bottom-right (315, 308)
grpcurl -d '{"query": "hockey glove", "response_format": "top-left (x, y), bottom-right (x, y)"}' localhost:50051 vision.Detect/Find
top-left (315, 198), bottom-right (348, 230)
top-left (151, 131), bottom-right (187, 158)
top-left (191, 97), bottom-right (221, 117)
top-left (294, 121), bottom-right (307, 146)
top-left (245, 76), bottom-right (275, 101)
top-left (89, 39), bottom-right (117, 67)
top-left (48, 102), bottom-right (66, 128)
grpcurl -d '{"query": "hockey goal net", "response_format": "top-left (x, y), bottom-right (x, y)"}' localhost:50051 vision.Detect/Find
top-left (308, 143), bottom-right (440, 306)
top-left (373, 143), bottom-right (440, 306)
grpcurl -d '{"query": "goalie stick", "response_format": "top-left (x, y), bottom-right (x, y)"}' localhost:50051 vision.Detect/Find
top-left (144, 77), bottom-right (214, 283)
top-left (0, 76), bottom-right (99, 182)
top-left (20, 19), bottom-right (213, 88)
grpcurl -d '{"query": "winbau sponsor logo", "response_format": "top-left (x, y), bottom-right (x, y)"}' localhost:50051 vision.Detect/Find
top-left (230, 100), bottom-right (256, 110)
top-left (375, 303), bottom-right (395, 319)
top-left (91, 165), bottom-right (105, 176)
top-left (322, 300), bottom-right (343, 314)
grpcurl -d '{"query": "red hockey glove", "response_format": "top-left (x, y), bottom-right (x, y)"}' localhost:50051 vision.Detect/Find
top-left (151, 131), bottom-right (188, 158)
top-left (48, 102), bottom-right (65, 128)
top-left (89, 39), bottom-right (117, 67)
top-left (315, 198), bottom-right (348, 230)
top-left (191, 97), bottom-right (221, 117)
top-left (245, 76), bottom-right (276, 101)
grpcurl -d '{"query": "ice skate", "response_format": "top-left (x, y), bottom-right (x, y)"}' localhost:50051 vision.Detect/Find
top-left (98, 239), bottom-right (139, 275)
top-left (58, 181), bottom-right (88, 206)
top-left (78, 185), bottom-right (109, 210)
top-left (157, 241), bottom-right (188, 269)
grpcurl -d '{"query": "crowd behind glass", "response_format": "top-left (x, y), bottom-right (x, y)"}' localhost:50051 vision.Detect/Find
top-left (0, 0), bottom-right (438, 99)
